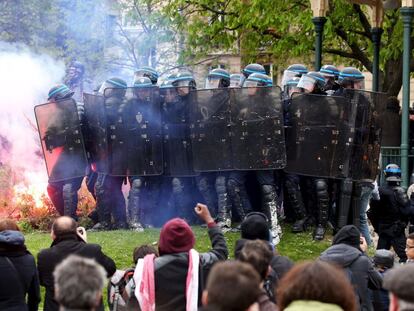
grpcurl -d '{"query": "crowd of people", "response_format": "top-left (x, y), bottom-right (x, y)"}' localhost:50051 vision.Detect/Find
top-left (1, 203), bottom-right (414, 311)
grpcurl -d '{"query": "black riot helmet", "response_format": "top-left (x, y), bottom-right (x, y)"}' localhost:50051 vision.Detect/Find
top-left (243, 73), bottom-right (273, 87)
top-left (284, 77), bottom-right (302, 98)
top-left (338, 67), bottom-right (365, 90)
top-left (134, 66), bottom-right (159, 85)
top-left (297, 71), bottom-right (326, 94)
top-left (205, 68), bottom-right (230, 89)
top-left (281, 64), bottom-right (308, 88)
top-left (384, 163), bottom-right (402, 182)
top-left (242, 63), bottom-right (266, 78)
top-left (47, 84), bottom-right (74, 102)
top-left (229, 73), bottom-right (246, 88)
top-left (320, 64), bottom-right (340, 92)
top-left (98, 77), bottom-right (127, 98)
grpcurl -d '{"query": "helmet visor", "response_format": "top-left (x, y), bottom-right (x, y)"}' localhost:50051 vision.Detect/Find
top-left (281, 70), bottom-right (299, 88)
top-left (243, 80), bottom-right (261, 88)
top-left (98, 81), bottom-right (117, 95)
top-left (353, 79), bottom-right (365, 90)
top-left (205, 77), bottom-right (221, 89)
top-left (286, 85), bottom-right (302, 98)
top-left (297, 75), bottom-right (317, 93)
top-left (175, 79), bottom-right (192, 87)
top-left (230, 78), bottom-right (243, 88)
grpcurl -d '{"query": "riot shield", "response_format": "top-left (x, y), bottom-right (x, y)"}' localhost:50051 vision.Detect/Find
top-left (82, 93), bottom-right (108, 173)
top-left (285, 93), bottom-right (352, 179)
top-left (190, 88), bottom-right (233, 171)
top-left (103, 87), bottom-right (130, 176)
top-left (343, 89), bottom-right (387, 181)
top-left (35, 99), bottom-right (88, 182)
top-left (124, 87), bottom-right (163, 176)
top-left (231, 86), bottom-right (286, 170)
top-left (160, 87), bottom-right (196, 176)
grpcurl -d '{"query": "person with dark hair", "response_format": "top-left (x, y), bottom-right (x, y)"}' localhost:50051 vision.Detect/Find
top-left (319, 225), bottom-right (382, 311)
top-left (371, 249), bottom-right (395, 311)
top-left (37, 216), bottom-right (116, 311)
top-left (237, 240), bottom-right (277, 311)
top-left (133, 244), bottom-right (158, 264)
top-left (235, 212), bottom-right (294, 302)
top-left (406, 233), bottom-right (414, 264)
top-left (54, 255), bottom-right (107, 311)
top-left (133, 203), bottom-right (228, 311)
top-left (383, 264), bottom-right (414, 311)
top-left (201, 261), bottom-right (261, 311)
top-left (276, 261), bottom-right (357, 311)
top-left (0, 219), bottom-right (40, 311)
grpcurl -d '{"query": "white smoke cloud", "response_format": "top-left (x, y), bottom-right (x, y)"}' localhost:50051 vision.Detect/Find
top-left (0, 42), bottom-right (65, 186)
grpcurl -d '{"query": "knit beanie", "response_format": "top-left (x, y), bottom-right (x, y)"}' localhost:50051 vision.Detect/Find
top-left (158, 218), bottom-right (195, 255)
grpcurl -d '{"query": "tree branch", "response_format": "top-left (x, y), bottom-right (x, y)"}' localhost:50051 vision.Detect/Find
top-left (352, 4), bottom-right (372, 39)
top-left (324, 48), bottom-right (357, 59)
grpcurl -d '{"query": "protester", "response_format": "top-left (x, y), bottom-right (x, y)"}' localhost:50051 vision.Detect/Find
top-left (383, 264), bottom-right (414, 311)
top-left (406, 233), bottom-right (414, 264)
top-left (133, 203), bottom-right (228, 311)
top-left (37, 216), bottom-right (116, 311)
top-left (54, 255), bottom-right (106, 311)
top-left (236, 239), bottom-right (277, 310)
top-left (371, 249), bottom-right (395, 311)
top-left (276, 261), bottom-right (357, 311)
top-left (133, 244), bottom-right (158, 264)
top-left (319, 225), bottom-right (382, 310)
top-left (0, 219), bottom-right (40, 311)
top-left (201, 261), bottom-right (261, 311)
top-left (235, 212), bottom-right (294, 302)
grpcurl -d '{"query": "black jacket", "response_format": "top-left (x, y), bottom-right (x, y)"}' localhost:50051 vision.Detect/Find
top-left (37, 233), bottom-right (116, 311)
top-left (320, 244), bottom-right (382, 311)
top-left (154, 225), bottom-right (228, 311)
top-left (0, 230), bottom-right (40, 311)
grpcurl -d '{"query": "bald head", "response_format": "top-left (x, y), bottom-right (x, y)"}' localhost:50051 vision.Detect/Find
top-left (52, 216), bottom-right (77, 239)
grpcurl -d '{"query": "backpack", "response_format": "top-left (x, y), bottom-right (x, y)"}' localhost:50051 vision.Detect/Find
top-left (108, 268), bottom-right (136, 311)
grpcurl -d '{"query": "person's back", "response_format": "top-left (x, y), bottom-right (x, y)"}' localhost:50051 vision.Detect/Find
top-left (0, 221), bottom-right (40, 311)
top-left (319, 225), bottom-right (382, 311)
top-left (37, 216), bottom-right (116, 311)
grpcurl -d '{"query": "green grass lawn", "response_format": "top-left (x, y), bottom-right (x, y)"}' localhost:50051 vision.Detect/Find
top-left (25, 224), bottom-right (333, 310)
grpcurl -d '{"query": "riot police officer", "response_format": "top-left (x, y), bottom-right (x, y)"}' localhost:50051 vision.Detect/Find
top-left (196, 68), bottom-right (232, 228)
top-left (319, 64), bottom-right (340, 94)
top-left (229, 73), bottom-right (245, 88)
top-left (93, 77), bottom-right (129, 230)
top-left (369, 164), bottom-right (414, 262)
top-left (281, 64), bottom-right (308, 91)
top-left (228, 65), bottom-right (282, 244)
top-left (45, 84), bottom-right (85, 220)
top-left (161, 71), bottom-right (197, 221)
top-left (297, 71), bottom-right (331, 240)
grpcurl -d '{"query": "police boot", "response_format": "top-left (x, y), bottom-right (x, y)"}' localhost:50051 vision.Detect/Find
top-left (62, 183), bottom-right (78, 220)
top-left (197, 175), bottom-right (218, 219)
top-left (285, 179), bottom-right (307, 233)
top-left (127, 178), bottom-right (144, 232)
top-left (228, 180), bottom-right (247, 221)
top-left (313, 179), bottom-right (329, 241)
top-left (216, 175), bottom-right (231, 230)
top-left (262, 184), bottom-right (282, 245)
top-left (337, 178), bottom-right (353, 229)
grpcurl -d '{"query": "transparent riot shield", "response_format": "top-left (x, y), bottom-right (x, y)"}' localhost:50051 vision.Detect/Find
top-left (284, 93), bottom-right (352, 179)
top-left (231, 86), bottom-right (286, 170)
top-left (82, 93), bottom-right (108, 173)
top-left (343, 89), bottom-right (387, 181)
top-left (190, 88), bottom-right (233, 171)
top-left (124, 87), bottom-right (163, 176)
top-left (35, 99), bottom-right (88, 182)
top-left (103, 87), bottom-right (129, 176)
top-left (160, 87), bottom-right (196, 176)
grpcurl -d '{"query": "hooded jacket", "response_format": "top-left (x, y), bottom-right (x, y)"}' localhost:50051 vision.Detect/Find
top-left (0, 230), bottom-right (40, 311)
top-left (320, 226), bottom-right (382, 311)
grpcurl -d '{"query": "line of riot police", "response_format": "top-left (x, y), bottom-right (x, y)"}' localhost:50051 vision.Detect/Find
top-left (35, 62), bottom-right (387, 244)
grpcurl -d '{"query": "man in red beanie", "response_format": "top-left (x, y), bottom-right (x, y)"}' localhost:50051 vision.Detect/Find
top-left (134, 203), bottom-right (228, 311)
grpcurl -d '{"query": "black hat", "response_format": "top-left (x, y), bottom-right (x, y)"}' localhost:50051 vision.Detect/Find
top-left (240, 212), bottom-right (270, 241)
top-left (332, 225), bottom-right (361, 250)
top-left (373, 249), bottom-right (394, 269)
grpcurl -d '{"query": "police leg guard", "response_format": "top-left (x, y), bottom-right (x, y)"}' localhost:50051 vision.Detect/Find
top-left (313, 179), bottom-right (329, 241)
top-left (262, 184), bottom-right (282, 245)
top-left (285, 177), bottom-right (307, 233)
top-left (337, 178), bottom-right (353, 229)
top-left (196, 174), bottom-right (218, 218)
top-left (351, 183), bottom-right (362, 227)
top-left (127, 177), bottom-right (144, 232)
top-left (172, 177), bottom-right (190, 220)
top-left (92, 174), bottom-right (112, 230)
top-left (62, 180), bottom-right (80, 220)
top-left (47, 182), bottom-right (64, 216)
top-left (215, 174), bottom-right (231, 229)
top-left (227, 178), bottom-right (251, 221)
